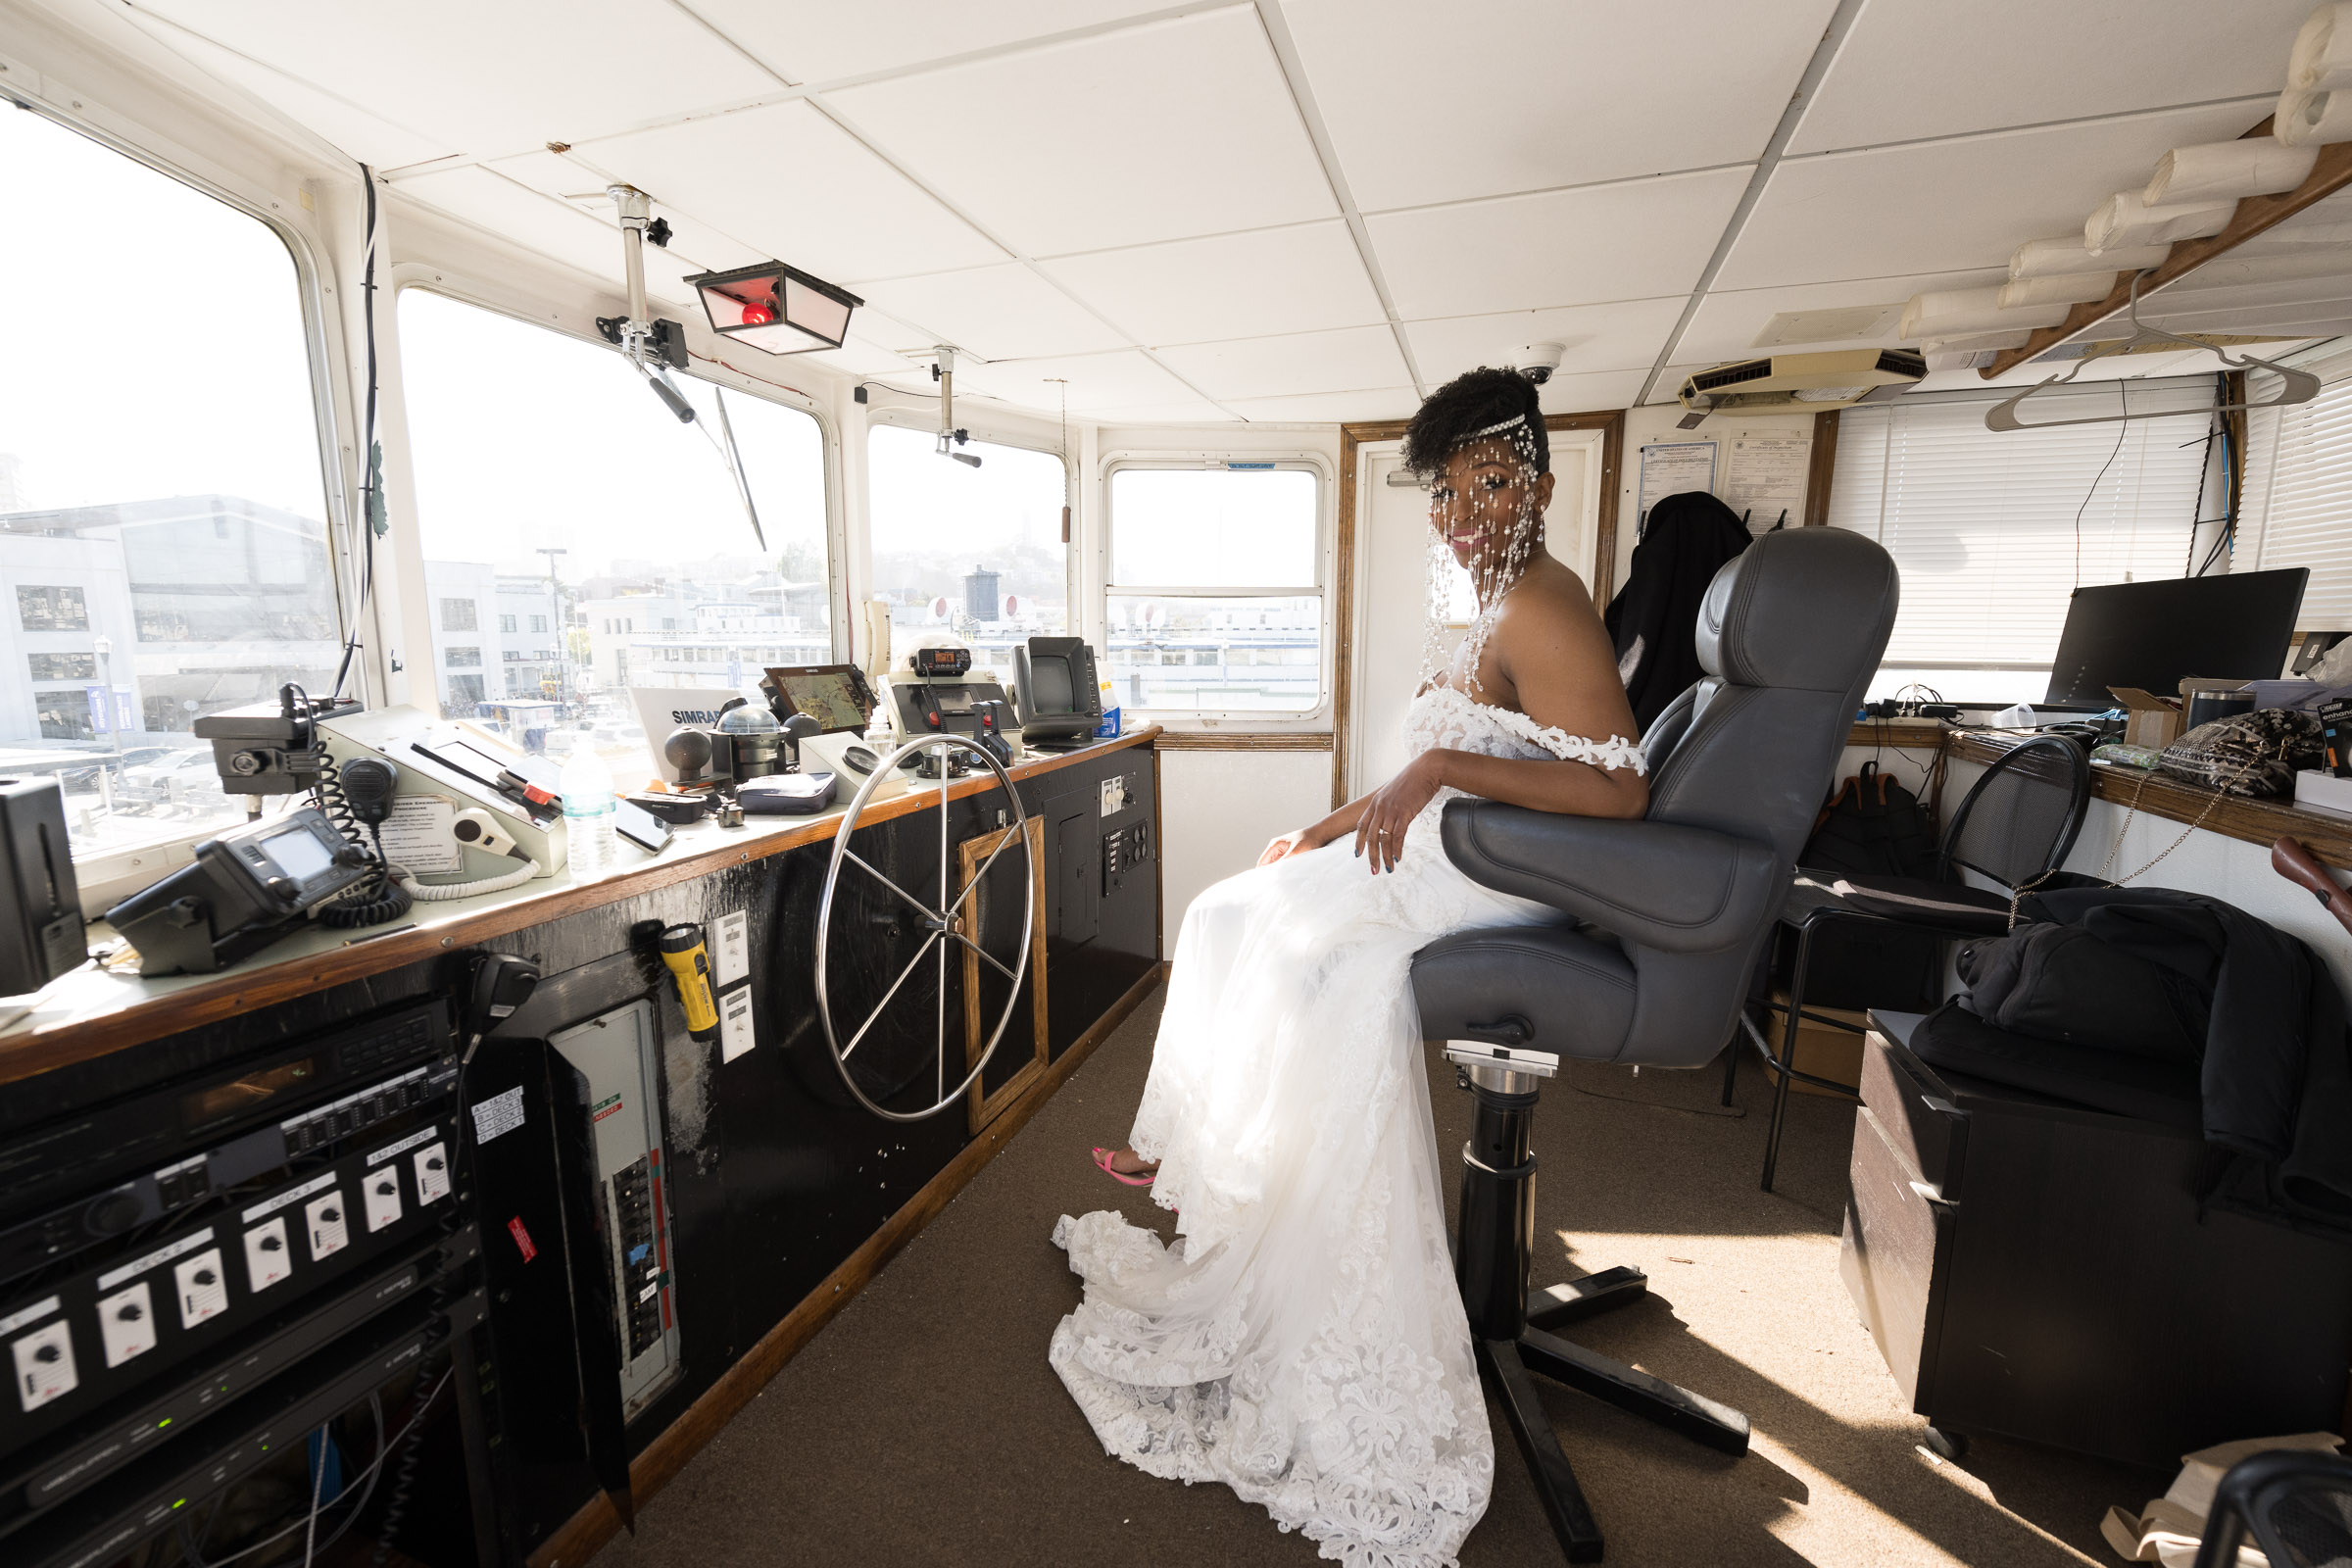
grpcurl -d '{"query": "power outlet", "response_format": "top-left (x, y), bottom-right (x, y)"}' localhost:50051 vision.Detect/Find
top-left (1099, 776), bottom-right (1128, 816)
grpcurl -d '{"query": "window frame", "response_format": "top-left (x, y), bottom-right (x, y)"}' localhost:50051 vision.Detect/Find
top-left (4, 91), bottom-right (355, 889)
top-left (1100, 453), bottom-right (1335, 729)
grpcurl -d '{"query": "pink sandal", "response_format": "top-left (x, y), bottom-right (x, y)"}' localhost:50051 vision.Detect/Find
top-left (1091, 1147), bottom-right (1157, 1187)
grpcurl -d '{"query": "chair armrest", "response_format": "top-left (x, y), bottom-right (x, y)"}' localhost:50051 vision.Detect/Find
top-left (1439, 800), bottom-right (1786, 953)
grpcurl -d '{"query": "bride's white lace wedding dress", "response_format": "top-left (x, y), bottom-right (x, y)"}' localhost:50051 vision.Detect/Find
top-left (1049, 682), bottom-right (1646, 1567)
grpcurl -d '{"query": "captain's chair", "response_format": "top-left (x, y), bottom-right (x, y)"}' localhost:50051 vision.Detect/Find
top-left (1409, 526), bottom-right (1898, 1562)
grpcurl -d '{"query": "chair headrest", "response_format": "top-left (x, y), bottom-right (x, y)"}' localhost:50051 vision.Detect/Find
top-left (1695, 527), bottom-right (1898, 692)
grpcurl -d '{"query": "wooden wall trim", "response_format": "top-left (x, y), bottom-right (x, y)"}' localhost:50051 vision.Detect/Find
top-left (1153, 731), bottom-right (1335, 751)
top-left (1804, 409), bottom-right (1840, 527)
top-left (1984, 116), bottom-right (2352, 379)
top-left (1328, 409), bottom-right (1627, 809)
top-left (525, 961), bottom-right (1169, 1568)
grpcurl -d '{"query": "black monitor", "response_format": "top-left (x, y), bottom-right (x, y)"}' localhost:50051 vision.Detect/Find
top-left (1013, 637), bottom-right (1102, 748)
top-left (2043, 567), bottom-right (2308, 706)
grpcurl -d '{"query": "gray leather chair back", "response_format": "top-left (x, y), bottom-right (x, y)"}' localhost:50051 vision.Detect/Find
top-left (1413, 527), bottom-right (1897, 1068)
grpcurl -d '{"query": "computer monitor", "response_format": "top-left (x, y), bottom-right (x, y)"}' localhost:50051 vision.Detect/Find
top-left (2042, 567), bottom-right (2308, 706)
top-left (1013, 637), bottom-right (1102, 748)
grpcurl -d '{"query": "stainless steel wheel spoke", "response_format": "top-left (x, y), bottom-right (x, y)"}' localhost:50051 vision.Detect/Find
top-left (945, 925), bottom-right (1019, 984)
top-left (841, 931), bottom-right (942, 1061)
top-left (842, 848), bottom-right (943, 926)
top-left (945, 827), bottom-right (1027, 927)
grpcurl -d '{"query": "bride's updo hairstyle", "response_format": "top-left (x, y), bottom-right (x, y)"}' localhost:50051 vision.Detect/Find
top-left (1402, 367), bottom-right (1548, 477)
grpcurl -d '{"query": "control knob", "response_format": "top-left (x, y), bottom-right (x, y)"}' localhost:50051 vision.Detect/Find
top-left (260, 1233), bottom-right (283, 1252)
top-left (33, 1343), bottom-right (60, 1364)
top-left (117, 1301), bottom-right (144, 1322)
top-left (192, 1267), bottom-right (217, 1287)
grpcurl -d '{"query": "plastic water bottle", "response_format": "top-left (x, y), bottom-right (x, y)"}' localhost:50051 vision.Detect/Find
top-left (560, 741), bottom-right (616, 879)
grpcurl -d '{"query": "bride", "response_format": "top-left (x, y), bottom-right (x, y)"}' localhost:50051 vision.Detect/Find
top-left (1049, 367), bottom-right (1648, 1566)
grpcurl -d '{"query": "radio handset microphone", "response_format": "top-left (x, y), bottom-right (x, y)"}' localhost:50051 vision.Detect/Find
top-left (461, 952), bottom-right (542, 1065)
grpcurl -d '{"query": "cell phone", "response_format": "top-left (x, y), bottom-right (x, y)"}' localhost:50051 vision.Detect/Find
top-left (613, 798), bottom-right (673, 856)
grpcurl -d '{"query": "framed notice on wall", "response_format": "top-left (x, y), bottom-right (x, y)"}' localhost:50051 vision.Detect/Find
top-left (1637, 441), bottom-right (1717, 533)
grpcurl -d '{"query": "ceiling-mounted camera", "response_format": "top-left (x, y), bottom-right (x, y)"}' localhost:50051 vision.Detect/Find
top-left (1515, 342), bottom-right (1565, 385)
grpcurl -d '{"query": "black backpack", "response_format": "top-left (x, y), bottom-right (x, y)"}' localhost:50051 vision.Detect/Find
top-left (1800, 761), bottom-right (1937, 880)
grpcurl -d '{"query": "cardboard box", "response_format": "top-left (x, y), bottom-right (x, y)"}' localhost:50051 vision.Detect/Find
top-left (2108, 687), bottom-right (2182, 751)
top-left (1764, 992), bottom-right (1868, 1098)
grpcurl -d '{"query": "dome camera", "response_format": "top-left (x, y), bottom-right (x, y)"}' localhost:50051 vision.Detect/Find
top-left (1516, 342), bottom-right (1565, 385)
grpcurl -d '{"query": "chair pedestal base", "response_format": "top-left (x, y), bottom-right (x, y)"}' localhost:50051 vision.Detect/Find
top-left (1454, 1056), bottom-right (1750, 1563)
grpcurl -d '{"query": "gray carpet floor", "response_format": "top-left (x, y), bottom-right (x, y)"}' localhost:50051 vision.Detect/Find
top-left (590, 985), bottom-right (2159, 1566)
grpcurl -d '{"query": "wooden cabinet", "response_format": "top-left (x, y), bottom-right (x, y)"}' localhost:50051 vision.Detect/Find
top-left (1840, 1014), bottom-right (2352, 1466)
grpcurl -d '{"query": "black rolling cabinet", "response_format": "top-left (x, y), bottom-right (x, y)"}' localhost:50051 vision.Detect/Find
top-left (1840, 1012), bottom-right (2352, 1467)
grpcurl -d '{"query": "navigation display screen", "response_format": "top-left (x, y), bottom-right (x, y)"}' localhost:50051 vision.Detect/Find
top-left (762, 665), bottom-right (872, 733)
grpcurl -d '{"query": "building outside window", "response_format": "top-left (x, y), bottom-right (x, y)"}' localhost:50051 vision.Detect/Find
top-left (440, 597), bottom-right (478, 632)
top-left (18, 585), bottom-right (88, 631)
top-left (868, 424), bottom-right (1065, 673)
top-left (1105, 465), bottom-right (1324, 714)
top-left (400, 289), bottom-right (829, 763)
top-left (499, 612), bottom-right (517, 633)
top-left (1, 105), bottom-right (339, 855)
top-left (27, 652), bottom-right (97, 681)
top-left (445, 646), bottom-right (481, 668)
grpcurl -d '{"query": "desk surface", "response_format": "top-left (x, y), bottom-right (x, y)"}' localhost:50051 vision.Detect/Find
top-left (0, 728), bottom-right (1159, 1085)
top-left (1947, 730), bottom-right (2352, 871)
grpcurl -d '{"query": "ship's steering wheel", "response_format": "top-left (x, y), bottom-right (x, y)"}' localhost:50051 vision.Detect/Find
top-left (813, 732), bottom-right (1036, 1122)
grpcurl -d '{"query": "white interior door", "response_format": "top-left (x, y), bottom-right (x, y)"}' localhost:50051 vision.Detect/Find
top-left (1346, 433), bottom-right (1601, 797)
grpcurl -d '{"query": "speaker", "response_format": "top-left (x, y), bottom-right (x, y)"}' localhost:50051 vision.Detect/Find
top-left (0, 777), bottom-right (86, 995)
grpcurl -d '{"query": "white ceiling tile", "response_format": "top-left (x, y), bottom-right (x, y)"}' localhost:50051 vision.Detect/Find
top-left (822, 8), bottom-right (1336, 256)
top-left (1677, 270), bottom-right (2008, 362)
top-left (1222, 387), bottom-right (1421, 423)
top-left (848, 309), bottom-right (950, 356)
top-left (1286, 0), bottom-right (1838, 212)
top-left (680, 0), bottom-right (1180, 84)
top-left (1717, 101), bottom-right (2278, 291)
top-left (797, 335), bottom-right (922, 377)
top-left (858, 265), bottom-right (1128, 361)
top-left (1791, 0), bottom-right (2315, 156)
top-left (1368, 168), bottom-right (1752, 319)
top-left (130, 0), bottom-right (781, 158)
top-left (956, 349), bottom-right (1205, 412)
top-left (1538, 368), bottom-right (1651, 414)
top-left (485, 150), bottom-right (769, 275)
top-left (116, 11), bottom-right (455, 169)
top-left (565, 102), bottom-right (1006, 286)
top-left (1152, 326), bottom-right (1409, 401)
top-left (1042, 222), bottom-right (1383, 345)
top-left (1403, 298), bottom-right (1689, 388)
top-left (390, 165), bottom-right (701, 306)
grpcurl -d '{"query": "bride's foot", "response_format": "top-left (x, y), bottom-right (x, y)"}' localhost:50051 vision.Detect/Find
top-left (1091, 1147), bottom-right (1158, 1186)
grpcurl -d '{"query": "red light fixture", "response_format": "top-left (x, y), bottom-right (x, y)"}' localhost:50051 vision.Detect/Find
top-left (684, 261), bottom-right (862, 355)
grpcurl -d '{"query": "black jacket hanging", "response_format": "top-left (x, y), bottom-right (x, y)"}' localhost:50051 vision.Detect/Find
top-left (1603, 489), bottom-right (1751, 730)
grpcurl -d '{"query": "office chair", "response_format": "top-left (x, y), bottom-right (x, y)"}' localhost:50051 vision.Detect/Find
top-left (1731, 732), bottom-right (2091, 1190)
top-left (2191, 1447), bottom-right (2352, 1568)
top-left (1410, 526), bottom-right (1898, 1562)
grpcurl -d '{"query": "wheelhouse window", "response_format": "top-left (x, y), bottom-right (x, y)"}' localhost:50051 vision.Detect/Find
top-left (2242, 355), bottom-right (2352, 629)
top-left (1106, 465), bottom-right (1323, 714)
top-left (1828, 381), bottom-right (2218, 704)
top-left (866, 424), bottom-right (1067, 674)
top-left (398, 290), bottom-right (830, 764)
top-left (0, 107), bottom-right (339, 855)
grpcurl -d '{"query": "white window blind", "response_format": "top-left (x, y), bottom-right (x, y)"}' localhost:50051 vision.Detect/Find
top-left (2243, 355), bottom-right (2352, 630)
top-left (1829, 381), bottom-right (2217, 672)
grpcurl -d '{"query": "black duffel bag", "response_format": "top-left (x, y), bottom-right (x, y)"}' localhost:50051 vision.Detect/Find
top-left (1955, 920), bottom-right (2208, 1064)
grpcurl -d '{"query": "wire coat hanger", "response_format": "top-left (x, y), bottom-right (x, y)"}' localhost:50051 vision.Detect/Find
top-left (1984, 270), bottom-right (2322, 432)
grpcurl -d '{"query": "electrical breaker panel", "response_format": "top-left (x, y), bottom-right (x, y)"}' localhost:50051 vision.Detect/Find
top-left (550, 1000), bottom-right (683, 1420)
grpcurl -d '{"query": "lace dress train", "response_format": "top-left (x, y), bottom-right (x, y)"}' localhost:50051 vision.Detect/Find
top-left (1048, 686), bottom-right (1644, 1567)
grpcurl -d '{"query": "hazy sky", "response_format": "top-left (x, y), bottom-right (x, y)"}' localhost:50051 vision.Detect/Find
top-left (1, 107), bottom-right (328, 518)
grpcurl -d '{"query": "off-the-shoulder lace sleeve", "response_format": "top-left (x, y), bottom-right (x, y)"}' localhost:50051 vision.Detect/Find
top-left (1482, 705), bottom-right (1647, 775)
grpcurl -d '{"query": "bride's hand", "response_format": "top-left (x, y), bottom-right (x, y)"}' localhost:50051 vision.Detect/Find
top-left (1354, 753), bottom-right (1446, 874)
top-left (1258, 828), bottom-right (1317, 865)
